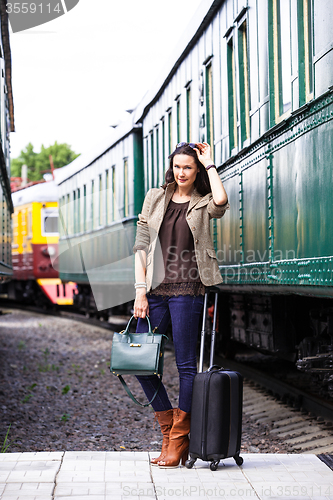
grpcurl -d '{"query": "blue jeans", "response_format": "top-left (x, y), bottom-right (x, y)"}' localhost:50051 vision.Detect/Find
top-left (136, 294), bottom-right (204, 413)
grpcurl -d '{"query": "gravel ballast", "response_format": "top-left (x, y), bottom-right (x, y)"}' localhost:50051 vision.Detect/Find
top-left (0, 308), bottom-right (292, 454)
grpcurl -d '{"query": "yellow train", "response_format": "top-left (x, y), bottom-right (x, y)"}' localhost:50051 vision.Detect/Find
top-left (8, 181), bottom-right (76, 306)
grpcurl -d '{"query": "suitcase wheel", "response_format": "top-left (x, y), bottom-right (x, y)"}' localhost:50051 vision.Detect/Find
top-left (209, 460), bottom-right (219, 471)
top-left (185, 458), bottom-right (196, 469)
top-left (234, 454), bottom-right (243, 466)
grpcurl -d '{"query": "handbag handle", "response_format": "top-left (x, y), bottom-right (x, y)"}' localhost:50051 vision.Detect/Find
top-left (122, 315), bottom-right (152, 335)
top-left (117, 374), bottom-right (162, 407)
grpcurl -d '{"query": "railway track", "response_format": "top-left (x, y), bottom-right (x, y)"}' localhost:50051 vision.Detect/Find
top-left (2, 301), bottom-right (333, 454)
top-left (0, 299), bottom-right (130, 332)
top-left (243, 380), bottom-right (333, 454)
top-left (216, 357), bottom-right (333, 454)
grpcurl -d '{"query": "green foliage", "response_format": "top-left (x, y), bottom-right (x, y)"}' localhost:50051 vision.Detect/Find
top-left (17, 340), bottom-right (26, 350)
top-left (21, 394), bottom-right (33, 403)
top-left (60, 413), bottom-right (70, 422)
top-left (21, 383), bottom-right (37, 403)
top-left (10, 141), bottom-right (80, 181)
top-left (42, 348), bottom-right (50, 360)
top-left (1, 425), bottom-right (12, 453)
top-left (62, 385), bottom-right (70, 395)
top-left (38, 348), bottom-right (51, 372)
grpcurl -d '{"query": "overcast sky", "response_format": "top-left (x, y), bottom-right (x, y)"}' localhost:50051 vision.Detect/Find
top-left (9, 0), bottom-right (203, 160)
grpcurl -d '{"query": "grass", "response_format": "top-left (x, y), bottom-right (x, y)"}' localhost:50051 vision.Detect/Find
top-left (17, 340), bottom-right (26, 350)
top-left (1, 425), bottom-right (12, 453)
top-left (21, 383), bottom-right (37, 403)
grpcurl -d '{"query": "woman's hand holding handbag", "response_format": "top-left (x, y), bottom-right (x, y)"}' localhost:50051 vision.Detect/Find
top-left (110, 315), bottom-right (168, 406)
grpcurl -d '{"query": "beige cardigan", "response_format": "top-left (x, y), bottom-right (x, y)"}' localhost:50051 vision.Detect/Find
top-left (133, 181), bottom-right (229, 292)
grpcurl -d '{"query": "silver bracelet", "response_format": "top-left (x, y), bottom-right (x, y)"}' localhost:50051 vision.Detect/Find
top-left (134, 283), bottom-right (147, 289)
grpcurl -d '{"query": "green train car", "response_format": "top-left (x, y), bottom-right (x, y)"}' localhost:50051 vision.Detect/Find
top-left (55, 118), bottom-right (144, 316)
top-left (216, 0), bottom-right (333, 383)
top-left (138, 0), bottom-right (333, 392)
top-left (0, 7), bottom-right (14, 283)
top-left (57, 0), bottom-right (333, 391)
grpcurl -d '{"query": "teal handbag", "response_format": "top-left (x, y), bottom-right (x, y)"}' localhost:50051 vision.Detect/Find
top-left (110, 315), bottom-right (168, 406)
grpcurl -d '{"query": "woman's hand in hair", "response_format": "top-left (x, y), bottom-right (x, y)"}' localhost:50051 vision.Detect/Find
top-left (194, 142), bottom-right (213, 168)
top-left (195, 142), bottom-right (228, 206)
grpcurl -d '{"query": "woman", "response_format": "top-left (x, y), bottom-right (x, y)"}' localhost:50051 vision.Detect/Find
top-left (133, 142), bottom-right (229, 467)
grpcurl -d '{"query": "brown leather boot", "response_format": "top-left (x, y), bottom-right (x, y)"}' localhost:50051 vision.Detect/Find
top-left (158, 408), bottom-right (190, 468)
top-left (150, 409), bottom-right (174, 466)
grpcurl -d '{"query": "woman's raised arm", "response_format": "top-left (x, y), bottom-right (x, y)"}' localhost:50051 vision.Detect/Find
top-left (194, 142), bottom-right (228, 206)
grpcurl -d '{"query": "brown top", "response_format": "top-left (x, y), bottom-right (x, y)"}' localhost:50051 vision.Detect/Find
top-left (150, 199), bottom-right (205, 296)
top-left (155, 199), bottom-right (200, 283)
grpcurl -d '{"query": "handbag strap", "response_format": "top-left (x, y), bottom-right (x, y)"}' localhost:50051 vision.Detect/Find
top-left (117, 374), bottom-right (162, 407)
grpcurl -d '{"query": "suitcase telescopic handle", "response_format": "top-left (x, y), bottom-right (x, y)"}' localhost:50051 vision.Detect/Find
top-left (209, 292), bottom-right (219, 368)
top-left (198, 293), bottom-right (208, 372)
top-left (199, 291), bottom-right (219, 373)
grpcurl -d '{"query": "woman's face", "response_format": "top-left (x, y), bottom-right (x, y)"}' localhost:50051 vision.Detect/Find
top-left (172, 154), bottom-right (199, 189)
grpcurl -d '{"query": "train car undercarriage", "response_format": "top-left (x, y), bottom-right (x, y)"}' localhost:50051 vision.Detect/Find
top-left (226, 293), bottom-right (333, 397)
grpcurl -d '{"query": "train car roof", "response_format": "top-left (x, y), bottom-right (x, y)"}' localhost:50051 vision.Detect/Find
top-left (54, 114), bottom-right (141, 185)
top-left (134, 0), bottom-right (220, 121)
top-left (54, 0), bottom-right (219, 186)
top-left (11, 180), bottom-right (58, 207)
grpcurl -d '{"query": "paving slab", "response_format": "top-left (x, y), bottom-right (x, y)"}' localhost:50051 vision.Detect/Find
top-left (0, 452), bottom-right (333, 499)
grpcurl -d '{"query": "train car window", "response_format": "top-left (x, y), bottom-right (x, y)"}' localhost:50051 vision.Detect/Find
top-left (238, 20), bottom-right (250, 145)
top-left (99, 174), bottom-right (103, 226)
top-left (18, 211), bottom-right (23, 251)
top-left (91, 179), bottom-right (94, 230)
top-left (73, 190), bottom-right (76, 234)
top-left (58, 197), bottom-right (63, 237)
top-left (176, 98), bottom-right (181, 144)
top-left (227, 36), bottom-right (238, 153)
top-left (22, 209), bottom-right (27, 237)
top-left (186, 85), bottom-right (192, 142)
top-left (83, 184), bottom-right (87, 231)
top-left (77, 188), bottom-right (81, 233)
top-left (145, 137), bottom-right (149, 191)
top-left (298, 0), bottom-right (313, 105)
top-left (156, 126), bottom-right (160, 187)
top-left (105, 170), bottom-right (109, 225)
top-left (66, 194), bottom-right (70, 235)
top-left (12, 210), bottom-right (18, 250)
top-left (112, 166), bottom-right (116, 221)
top-left (205, 64), bottom-right (214, 158)
top-left (27, 210), bottom-right (32, 238)
top-left (124, 159), bottom-right (129, 217)
top-left (44, 216), bottom-right (58, 234)
top-left (168, 109), bottom-right (173, 157)
top-left (150, 130), bottom-right (154, 188)
top-left (42, 208), bottom-right (59, 236)
top-left (269, 0), bottom-right (292, 122)
top-left (279, 0), bottom-right (292, 115)
top-left (162, 118), bottom-right (166, 175)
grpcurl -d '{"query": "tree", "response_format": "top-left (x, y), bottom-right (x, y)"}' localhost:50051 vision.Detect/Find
top-left (10, 142), bottom-right (80, 181)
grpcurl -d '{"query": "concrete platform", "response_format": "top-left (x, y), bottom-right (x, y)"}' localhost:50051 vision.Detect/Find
top-left (0, 452), bottom-right (333, 499)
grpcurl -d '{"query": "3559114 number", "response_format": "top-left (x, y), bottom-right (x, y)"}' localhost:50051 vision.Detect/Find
top-left (6, 3), bottom-right (62, 14)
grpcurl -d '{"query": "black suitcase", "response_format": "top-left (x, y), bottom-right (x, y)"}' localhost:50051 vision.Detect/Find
top-left (185, 290), bottom-right (243, 471)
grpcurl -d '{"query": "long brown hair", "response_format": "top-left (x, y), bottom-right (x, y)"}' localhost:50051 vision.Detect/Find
top-left (162, 143), bottom-right (211, 196)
